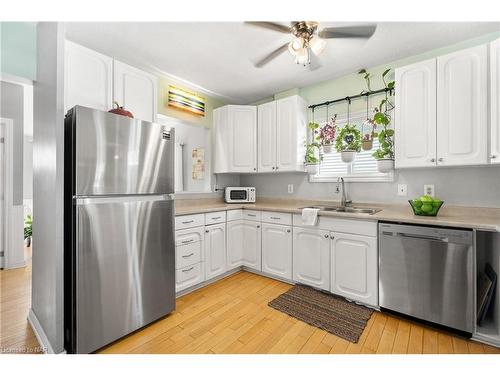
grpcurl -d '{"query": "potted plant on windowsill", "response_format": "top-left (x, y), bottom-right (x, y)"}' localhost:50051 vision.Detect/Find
top-left (24, 214), bottom-right (32, 248)
top-left (335, 123), bottom-right (361, 163)
top-left (304, 122), bottom-right (323, 174)
top-left (318, 114), bottom-right (337, 154)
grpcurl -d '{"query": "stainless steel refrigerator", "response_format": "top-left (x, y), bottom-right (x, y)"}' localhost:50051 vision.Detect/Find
top-left (64, 106), bottom-right (176, 354)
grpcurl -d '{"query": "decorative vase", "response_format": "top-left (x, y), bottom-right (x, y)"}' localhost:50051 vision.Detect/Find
top-left (304, 163), bottom-right (320, 175)
top-left (362, 139), bottom-right (373, 151)
top-left (322, 144), bottom-right (333, 153)
top-left (340, 150), bottom-right (357, 163)
top-left (377, 159), bottom-right (394, 173)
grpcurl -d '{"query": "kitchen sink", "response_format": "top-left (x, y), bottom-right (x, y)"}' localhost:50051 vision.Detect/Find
top-left (300, 206), bottom-right (381, 215)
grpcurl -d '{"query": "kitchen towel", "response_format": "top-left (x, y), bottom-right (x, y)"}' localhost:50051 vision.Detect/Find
top-left (301, 208), bottom-right (319, 226)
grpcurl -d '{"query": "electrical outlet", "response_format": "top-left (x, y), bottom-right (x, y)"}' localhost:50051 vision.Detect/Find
top-left (397, 184), bottom-right (407, 196)
top-left (287, 184), bottom-right (294, 194)
top-left (424, 184), bottom-right (435, 197)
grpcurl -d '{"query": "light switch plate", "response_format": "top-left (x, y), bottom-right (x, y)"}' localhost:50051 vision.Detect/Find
top-left (397, 184), bottom-right (407, 196)
top-left (287, 184), bottom-right (294, 194)
top-left (424, 184), bottom-right (435, 197)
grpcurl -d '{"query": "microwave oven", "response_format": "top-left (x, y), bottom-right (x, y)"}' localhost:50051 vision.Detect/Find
top-left (224, 187), bottom-right (256, 203)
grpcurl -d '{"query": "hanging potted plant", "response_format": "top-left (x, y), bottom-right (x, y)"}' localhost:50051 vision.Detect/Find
top-left (362, 119), bottom-right (376, 151)
top-left (317, 114), bottom-right (337, 153)
top-left (335, 123), bottom-right (361, 163)
top-left (359, 67), bottom-right (395, 172)
top-left (304, 122), bottom-right (323, 174)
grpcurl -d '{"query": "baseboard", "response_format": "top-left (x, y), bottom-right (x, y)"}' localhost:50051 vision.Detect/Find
top-left (27, 309), bottom-right (56, 354)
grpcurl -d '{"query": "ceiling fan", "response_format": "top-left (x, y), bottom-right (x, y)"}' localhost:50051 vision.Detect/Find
top-left (246, 21), bottom-right (377, 68)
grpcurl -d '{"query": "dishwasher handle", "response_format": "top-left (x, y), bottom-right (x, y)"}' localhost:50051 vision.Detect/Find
top-left (395, 232), bottom-right (449, 243)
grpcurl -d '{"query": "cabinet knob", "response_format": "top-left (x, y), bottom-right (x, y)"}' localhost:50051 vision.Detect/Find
top-left (253, 168), bottom-right (257, 171)
top-left (272, 167), bottom-right (275, 170)
top-left (430, 158), bottom-right (435, 163)
top-left (287, 229), bottom-right (291, 233)
top-left (491, 155), bottom-right (498, 159)
top-left (275, 166), bottom-right (279, 170)
top-left (324, 234), bottom-right (329, 238)
top-left (438, 158), bottom-right (443, 162)
top-left (330, 235), bottom-right (335, 240)
top-left (205, 230), bottom-right (209, 233)
top-left (257, 225), bottom-right (260, 228)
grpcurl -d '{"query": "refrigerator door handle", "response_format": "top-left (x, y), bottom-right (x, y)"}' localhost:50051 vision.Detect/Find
top-left (75, 193), bottom-right (174, 205)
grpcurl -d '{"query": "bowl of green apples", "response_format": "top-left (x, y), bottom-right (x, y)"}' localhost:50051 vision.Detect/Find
top-left (408, 195), bottom-right (444, 216)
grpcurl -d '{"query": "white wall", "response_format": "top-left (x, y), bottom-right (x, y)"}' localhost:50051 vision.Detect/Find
top-left (31, 22), bottom-right (66, 353)
top-left (240, 166), bottom-right (500, 208)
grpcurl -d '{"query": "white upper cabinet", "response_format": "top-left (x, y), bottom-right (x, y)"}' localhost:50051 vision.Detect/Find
top-left (261, 223), bottom-right (292, 280)
top-left (330, 232), bottom-right (378, 307)
top-left (113, 60), bottom-right (158, 123)
top-left (257, 101), bottom-right (277, 172)
top-left (204, 223), bottom-right (227, 280)
top-left (214, 105), bottom-right (257, 173)
top-left (242, 221), bottom-right (262, 271)
top-left (395, 59), bottom-right (437, 168)
top-left (437, 44), bottom-right (488, 166)
top-left (276, 96), bottom-right (307, 171)
top-left (292, 227), bottom-right (330, 291)
top-left (491, 38), bottom-right (500, 163)
top-left (64, 40), bottom-right (113, 113)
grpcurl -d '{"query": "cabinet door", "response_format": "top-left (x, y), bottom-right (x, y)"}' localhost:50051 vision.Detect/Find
top-left (257, 101), bottom-right (277, 172)
top-left (113, 60), bottom-right (158, 122)
top-left (331, 232), bottom-right (378, 306)
top-left (64, 41), bottom-right (113, 113)
top-left (242, 220), bottom-right (262, 271)
top-left (228, 106), bottom-right (257, 172)
top-left (292, 227), bottom-right (330, 291)
top-left (395, 59), bottom-right (437, 168)
top-left (437, 45), bottom-right (488, 166)
top-left (491, 38), bottom-right (500, 163)
top-left (204, 223), bottom-right (226, 280)
top-left (226, 220), bottom-right (244, 269)
top-left (261, 223), bottom-right (292, 280)
top-left (276, 96), bottom-right (304, 171)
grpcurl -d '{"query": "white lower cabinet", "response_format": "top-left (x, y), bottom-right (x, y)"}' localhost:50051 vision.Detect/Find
top-left (176, 263), bottom-right (205, 293)
top-left (175, 226), bottom-right (205, 293)
top-left (242, 221), bottom-right (262, 271)
top-left (292, 227), bottom-right (330, 291)
top-left (261, 223), bottom-right (292, 280)
top-left (227, 219), bottom-right (244, 269)
top-left (205, 223), bottom-right (227, 280)
top-left (330, 232), bottom-right (378, 306)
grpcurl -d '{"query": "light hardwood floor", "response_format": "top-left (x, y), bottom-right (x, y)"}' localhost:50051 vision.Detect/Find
top-left (2, 256), bottom-right (499, 354)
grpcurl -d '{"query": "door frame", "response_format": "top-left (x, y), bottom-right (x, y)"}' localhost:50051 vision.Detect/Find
top-left (0, 118), bottom-right (25, 269)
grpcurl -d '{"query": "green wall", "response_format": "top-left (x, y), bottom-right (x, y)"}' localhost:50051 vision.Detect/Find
top-left (0, 22), bottom-right (37, 80)
top-left (157, 75), bottom-right (225, 127)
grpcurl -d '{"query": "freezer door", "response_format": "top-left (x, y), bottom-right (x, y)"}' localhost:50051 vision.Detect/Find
top-left (73, 106), bottom-right (174, 195)
top-left (74, 194), bottom-right (175, 353)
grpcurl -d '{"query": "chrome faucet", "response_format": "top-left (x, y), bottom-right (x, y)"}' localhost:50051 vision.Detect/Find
top-left (336, 177), bottom-right (352, 207)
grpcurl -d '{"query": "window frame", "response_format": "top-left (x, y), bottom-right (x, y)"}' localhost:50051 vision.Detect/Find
top-left (308, 110), bottom-right (394, 183)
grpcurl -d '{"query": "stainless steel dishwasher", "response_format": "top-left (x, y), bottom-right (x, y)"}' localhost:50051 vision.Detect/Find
top-left (379, 223), bottom-right (474, 333)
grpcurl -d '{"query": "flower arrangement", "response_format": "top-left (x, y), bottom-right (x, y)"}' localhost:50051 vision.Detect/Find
top-left (317, 114), bottom-right (337, 153)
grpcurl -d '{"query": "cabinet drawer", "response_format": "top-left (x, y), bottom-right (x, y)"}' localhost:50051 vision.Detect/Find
top-left (205, 211), bottom-right (226, 225)
top-left (176, 241), bottom-right (202, 269)
top-left (261, 211), bottom-right (292, 225)
top-left (227, 209), bottom-right (243, 222)
top-left (176, 263), bottom-right (204, 292)
top-left (243, 210), bottom-right (261, 221)
top-left (175, 226), bottom-right (204, 246)
top-left (175, 214), bottom-right (204, 230)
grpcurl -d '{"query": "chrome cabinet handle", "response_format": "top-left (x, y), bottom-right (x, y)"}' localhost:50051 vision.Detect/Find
top-left (211, 216), bottom-right (222, 220)
top-left (182, 220), bottom-right (194, 224)
top-left (182, 253), bottom-right (194, 258)
top-left (182, 267), bottom-right (194, 273)
top-left (247, 214), bottom-right (256, 217)
top-left (270, 217), bottom-right (281, 220)
top-left (324, 234), bottom-right (329, 238)
top-left (181, 239), bottom-right (194, 244)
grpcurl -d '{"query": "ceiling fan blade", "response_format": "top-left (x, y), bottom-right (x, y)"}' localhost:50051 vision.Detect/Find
top-left (309, 52), bottom-right (322, 71)
top-left (319, 25), bottom-right (377, 39)
top-left (245, 21), bottom-right (291, 34)
top-left (254, 43), bottom-right (289, 68)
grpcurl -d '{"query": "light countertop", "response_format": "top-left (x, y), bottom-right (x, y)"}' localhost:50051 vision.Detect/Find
top-left (175, 197), bottom-right (500, 232)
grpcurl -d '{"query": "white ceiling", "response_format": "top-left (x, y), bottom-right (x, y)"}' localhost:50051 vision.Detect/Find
top-left (65, 22), bottom-right (500, 104)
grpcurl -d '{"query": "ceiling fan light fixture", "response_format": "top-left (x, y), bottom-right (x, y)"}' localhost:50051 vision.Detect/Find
top-left (309, 35), bottom-right (326, 56)
top-left (295, 47), bottom-right (310, 66)
top-left (288, 37), bottom-right (303, 56)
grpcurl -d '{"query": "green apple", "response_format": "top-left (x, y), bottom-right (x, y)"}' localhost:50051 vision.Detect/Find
top-left (420, 195), bottom-right (433, 203)
top-left (421, 204), bottom-right (433, 213)
top-left (412, 199), bottom-right (423, 208)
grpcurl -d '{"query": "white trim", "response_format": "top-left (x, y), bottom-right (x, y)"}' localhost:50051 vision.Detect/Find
top-left (0, 73), bottom-right (34, 87)
top-left (27, 309), bottom-right (55, 354)
top-left (0, 118), bottom-right (25, 269)
top-left (309, 171), bottom-right (394, 183)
